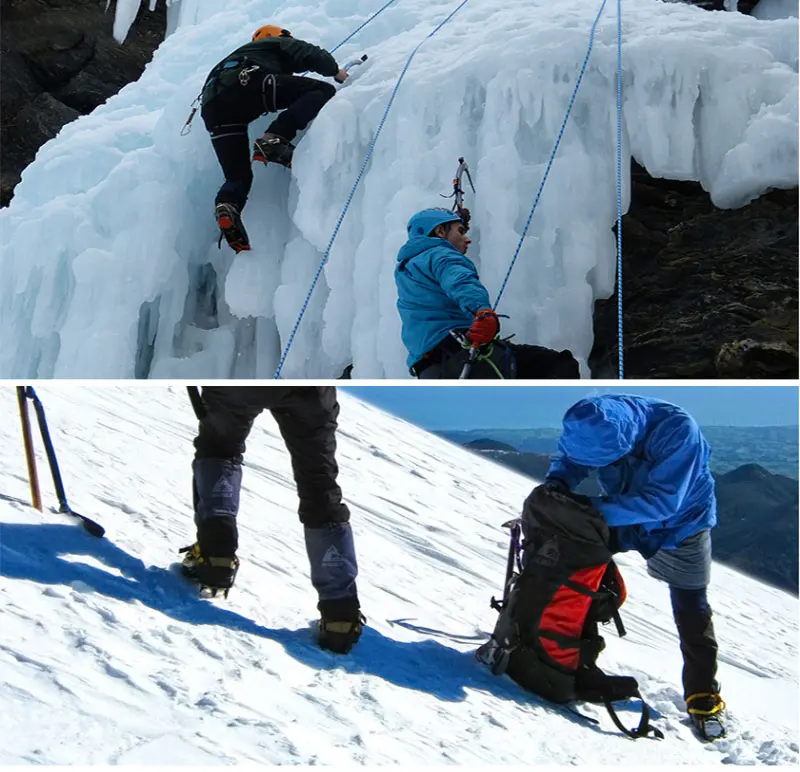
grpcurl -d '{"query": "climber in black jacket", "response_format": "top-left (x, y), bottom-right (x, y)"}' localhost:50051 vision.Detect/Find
top-left (200, 24), bottom-right (348, 252)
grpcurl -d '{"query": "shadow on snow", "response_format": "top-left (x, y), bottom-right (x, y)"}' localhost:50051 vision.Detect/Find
top-left (0, 519), bottom-right (625, 735)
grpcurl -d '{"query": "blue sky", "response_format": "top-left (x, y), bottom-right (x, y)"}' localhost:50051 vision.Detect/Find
top-left (341, 385), bottom-right (799, 429)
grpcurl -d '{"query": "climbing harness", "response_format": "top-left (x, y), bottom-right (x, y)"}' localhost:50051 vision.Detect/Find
top-left (274, 0), bottom-right (472, 378)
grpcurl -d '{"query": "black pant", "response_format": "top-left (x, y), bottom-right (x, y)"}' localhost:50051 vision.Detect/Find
top-left (415, 337), bottom-right (580, 379)
top-left (670, 586), bottom-right (719, 699)
top-left (194, 386), bottom-right (349, 528)
top-left (201, 74), bottom-right (336, 209)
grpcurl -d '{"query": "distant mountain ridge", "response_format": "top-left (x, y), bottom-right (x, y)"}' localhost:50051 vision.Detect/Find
top-left (439, 425), bottom-right (799, 479)
top-left (450, 441), bottom-right (798, 595)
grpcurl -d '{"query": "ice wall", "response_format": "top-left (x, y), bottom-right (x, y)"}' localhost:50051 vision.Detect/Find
top-left (1, 0), bottom-right (796, 378)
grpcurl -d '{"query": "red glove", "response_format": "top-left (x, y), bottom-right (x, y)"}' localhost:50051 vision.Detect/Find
top-left (468, 308), bottom-right (500, 346)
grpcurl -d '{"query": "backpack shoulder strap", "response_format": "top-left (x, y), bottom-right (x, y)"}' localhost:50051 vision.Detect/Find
top-left (578, 666), bottom-right (664, 740)
top-left (603, 692), bottom-right (664, 740)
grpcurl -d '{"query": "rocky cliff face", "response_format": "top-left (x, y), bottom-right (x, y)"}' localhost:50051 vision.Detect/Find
top-left (591, 164), bottom-right (798, 379)
top-left (1, 0), bottom-right (166, 207)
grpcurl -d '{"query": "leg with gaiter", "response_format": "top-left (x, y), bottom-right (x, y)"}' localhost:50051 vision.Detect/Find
top-left (670, 585), bottom-right (725, 739)
top-left (270, 387), bottom-right (363, 653)
top-left (181, 457), bottom-right (242, 592)
top-left (184, 387), bottom-right (267, 591)
top-left (670, 586), bottom-right (720, 699)
top-left (647, 529), bottom-right (724, 739)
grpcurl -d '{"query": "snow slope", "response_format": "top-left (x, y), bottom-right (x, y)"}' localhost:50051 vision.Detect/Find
top-left (0, 384), bottom-right (797, 764)
top-left (0, 0), bottom-right (796, 378)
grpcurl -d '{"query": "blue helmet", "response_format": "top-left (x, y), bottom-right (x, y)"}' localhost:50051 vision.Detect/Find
top-left (406, 208), bottom-right (463, 237)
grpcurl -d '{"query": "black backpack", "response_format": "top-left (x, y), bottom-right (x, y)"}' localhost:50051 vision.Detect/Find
top-left (477, 484), bottom-right (663, 740)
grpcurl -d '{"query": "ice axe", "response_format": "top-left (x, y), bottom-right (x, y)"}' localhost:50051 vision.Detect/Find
top-left (441, 156), bottom-right (475, 227)
top-left (459, 344), bottom-right (481, 379)
top-left (343, 54), bottom-right (368, 71)
top-left (448, 330), bottom-right (480, 379)
top-left (17, 386), bottom-right (105, 537)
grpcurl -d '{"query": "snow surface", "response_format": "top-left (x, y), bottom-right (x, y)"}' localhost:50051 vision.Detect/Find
top-left (1, 1), bottom-right (797, 379)
top-left (0, 384), bottom-right (797, 764)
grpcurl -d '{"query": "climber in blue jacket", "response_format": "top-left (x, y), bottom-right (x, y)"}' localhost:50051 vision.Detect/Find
top-left (545, 394), bottom-right (725, 741)
top-left (394, 208), bottom-right (580, 379)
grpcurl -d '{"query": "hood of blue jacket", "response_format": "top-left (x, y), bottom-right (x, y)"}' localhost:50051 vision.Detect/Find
top-left (558, 396), bottom-right (650, 467)
top-left (397, 234), bottom-right (456, 267)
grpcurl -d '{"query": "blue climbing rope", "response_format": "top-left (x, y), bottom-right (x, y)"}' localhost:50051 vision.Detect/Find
top-left (330, 0), bottom-right (399, 54)
top-left (492, 0), bottom-right (610, 312)
top-left (616, 0), bottom-right (624, 379)
top-left (274, 0), bottom-right (471, 378)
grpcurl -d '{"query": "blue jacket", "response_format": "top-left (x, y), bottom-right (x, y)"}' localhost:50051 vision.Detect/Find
top-left (395, 235), bottom-right (491, 368)
top-left (546, 395), bottom-right (717, 557)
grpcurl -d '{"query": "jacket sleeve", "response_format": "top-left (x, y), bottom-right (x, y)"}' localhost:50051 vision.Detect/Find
top-left (546, 455), bottom-right (590, 490)
top-left (429, 250), bottom-right (491, 316)
top-left (282, 38), bottom-right (339, 77)
top-left (595, 415), bottom-right (706, 526)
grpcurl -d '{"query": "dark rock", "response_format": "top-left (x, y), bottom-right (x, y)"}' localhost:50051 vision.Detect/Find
top-left (590, 166), bottom-right (798, 379)
top-left (52, 68), bottom-right (119, 113)
top-left (682, 0), bottom-right (760, 11)
top-left (0, 50), bottom-right (44, 116)
top-left (715, 338), bottom-right (798, 379)
top-left (19, 23), bottom-right (95, 88)
top-left (14, 91), bottom-right (81, 148)
top-left (1, 0), bottom-right (166, 207)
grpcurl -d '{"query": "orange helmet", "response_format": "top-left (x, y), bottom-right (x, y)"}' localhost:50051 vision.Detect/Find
top-left (252, 25), bottom-right (292, 41)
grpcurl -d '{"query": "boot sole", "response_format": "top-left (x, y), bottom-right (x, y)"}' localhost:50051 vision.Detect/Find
top-left (253, 153), bottom-right (292, 169)
top-left (216, 214), bottom-right (251, 253)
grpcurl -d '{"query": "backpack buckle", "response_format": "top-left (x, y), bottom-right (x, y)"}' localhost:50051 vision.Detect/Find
top-left (476, 638), bottom-right (512, 676)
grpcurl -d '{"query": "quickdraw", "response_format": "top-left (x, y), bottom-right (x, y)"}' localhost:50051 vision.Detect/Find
top-left (180, 94), bottom-right (201, 136)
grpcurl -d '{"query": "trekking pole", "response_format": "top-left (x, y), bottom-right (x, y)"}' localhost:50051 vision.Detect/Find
top-left (23, 387), bottom-right (105, 538)
top-left (17, 386), bottom-right (42, 512)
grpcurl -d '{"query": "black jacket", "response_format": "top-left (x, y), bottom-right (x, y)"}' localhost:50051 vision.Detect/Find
top-left (203, 37), bottom-right (339, 101)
